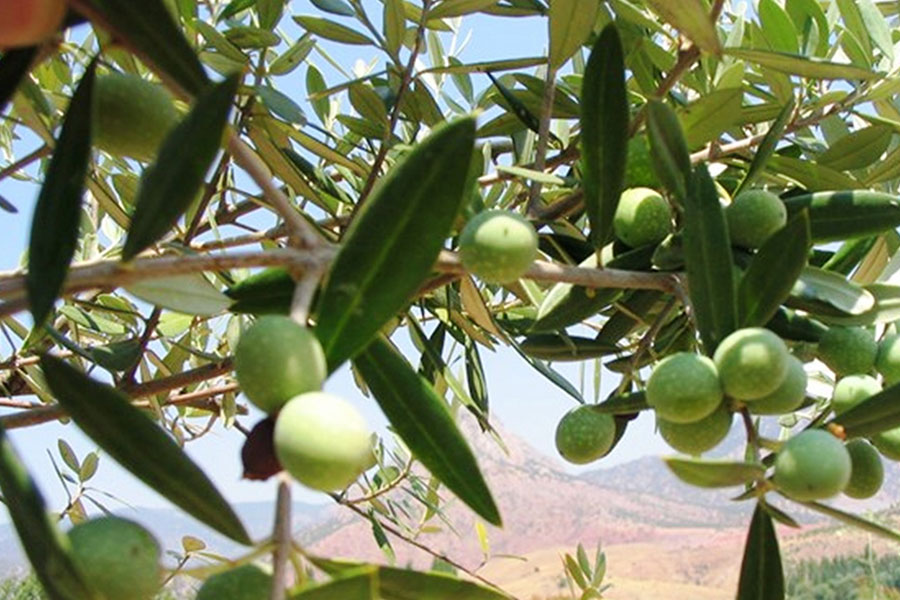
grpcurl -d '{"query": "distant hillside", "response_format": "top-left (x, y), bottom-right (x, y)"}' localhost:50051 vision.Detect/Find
top-left (4, 414), bottom-right (900, 599)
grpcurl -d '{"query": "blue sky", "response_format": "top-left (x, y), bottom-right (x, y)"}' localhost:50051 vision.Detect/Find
top-left (0, 1), bottom-right (671, 526)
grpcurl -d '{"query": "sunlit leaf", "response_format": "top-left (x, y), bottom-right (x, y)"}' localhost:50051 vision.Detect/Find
top-left (665, 457), bottom-right (765, 488)
top-left (354, 336), bottom-right (501, 526)
top-left (581, 24), bottom-right (628, 248)
top-left (548, 0), bottom-right (600, 70)
top-left (315, 118), bottom-right (475, 370)
top-left (682, 164), bottom-right (736, 353)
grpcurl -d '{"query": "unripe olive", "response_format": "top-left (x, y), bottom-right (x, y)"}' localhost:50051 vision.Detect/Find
top-left (748, 355), bottom-right (807, 415)
top-left (713, 328), bottom-right (789, 401)
top-left (646, 352), bottom-right (723, 424)
top-left (234, 316), bottom-right (327, 414)
top-left (725, 189), bottom-right (786, 249)
top-left (69, 517), bottom-right (161, 600)
top-left (844, 439), bottom-right (884, 500)
top-left (773, 430), bottom-right (851, 501)
top-left (458, 210), bottom-right (538, 284)
top-left (817, 326), bottom-right (877, 377)
top-left (196, 564), bottom-right (272, 600)
top-left (657, 404), bottom-right (732, 455)
top-left (554, 405), bottom-right (616, 464)
top-left (273, 392), bottom-right (373, 491)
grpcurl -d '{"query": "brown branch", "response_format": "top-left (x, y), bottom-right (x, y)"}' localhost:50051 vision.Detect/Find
top-left (1, 378), bottom-right (244, 430)
top-left (335, 499), bottom-right (516, 598)
top-left (435, 250), bottom-right (680, 293)
top-left (0, 247), bottom-right (336, 317)
top-left (526, 66), bottom-right (558, 216)
top-left (228, 135), bottom-right (321, 250)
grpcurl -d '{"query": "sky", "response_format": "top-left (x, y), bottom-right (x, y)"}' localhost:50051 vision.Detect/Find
top-left (0, 0), bottom-right (674, 529)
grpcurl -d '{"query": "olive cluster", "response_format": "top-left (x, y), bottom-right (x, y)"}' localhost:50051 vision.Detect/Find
top-left (234, 316), bottom-right (375, 493)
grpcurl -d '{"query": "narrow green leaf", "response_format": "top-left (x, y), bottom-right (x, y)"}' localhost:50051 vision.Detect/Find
top-left (759, 0), bottom-right (799, 54)
top-left (519, 334), bottom-right (618, 362)
top-left (383, 0), bottom-right (405, 54)
top-left (88, 339), bottom-right (142, 372)
top-left (644, 0), bottom-right (721, 54)
top-left (39, 355), bottom-right (251, 545)
top-left (766, 155), bottom-right (863, 192)
top-left (679, 88), bottom-right (742, 149)
top-left (193, 19), bottom-right (247, 62)
top-left (81, 0), bottom-right (208, 95)
top-left (310, 0), bottom-right (356, 17)
top-left (646, 100), bottom-right (692, 203)
top-left (290, 567), bottom-right (378, 599)
top-left (223, 25), bottom-right (281, 48)
top-left (257, 0), bottom-right (284, 29)
top-left (832, 382), bottom-right (900, 437)
top-left (315, 118), bottom-right (475, 370)
top-left (293, 16), bottom-right (374, 45)
top-left (855, 0), bottom-right (893, 61)
top-left (220, 0), bottom-right (256, 20)
top-left (818, 125), bottom-right (893, 171)
top-left (225, 267), bottom-right (294, 314)
top-left (308, 557), bottom-right (510, 600)
top-left (27, 61), bottom-right (96, 327)
top-left (738, 211), bottom-right (811, 327)
top-left (789, 267), bottom-right (875, 316)
top-left (353, 336), bottom-right (501, 526)
top-left (782, 191), bottom-right (900, 242)
top-left (664, 457), bottom-right (765, 488)
top-left (581, 24), bottom-right (628, 248)
top-left (126, 274), bottom-right (232, 316)
top-left (548, 0), bottom-right (599, 70)
top-left (592, 391), bottom-right (649, 415)
top-left (508, 335), bottom-right (585, 403)
top-left (381, 566), bottom-right (510, 599)
top-left (682, 164), bottom-right (736, 353)
top-left (797, 499), bottom-right (900, 544)
top-left (421, 57), bottom-right (546, 75)
top-left (0, 47), bottom-right (37, 114)
top-left (428, 0), bottom-right (500, 19)
top-left (736, 97), bottom-right (795, 195)
top-left (348, 84), bottom-right (388, 128)
top-left (486, 72), bottom-right (541, 135)
top-left (822, 237), bottom-right (878, 275)
top-left (122, 75), bottom-right (238, 260)
top-left (269, 34), bottom-right (315, 75)
top-left (595, 290), bottom-right (662, 346)
top-left (736, 504), bottom-right (784, 600)
top-left (724, 48), bottom-right (880, 80)
top-left (0, 425), bottom-right (97, 600)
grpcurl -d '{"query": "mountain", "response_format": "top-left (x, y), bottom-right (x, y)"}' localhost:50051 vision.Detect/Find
top-left (4, 414), bottom-right (900, 599)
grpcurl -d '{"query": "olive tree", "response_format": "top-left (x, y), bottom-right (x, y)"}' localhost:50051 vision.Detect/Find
top-left (2, 0), bottom-right (900, 599)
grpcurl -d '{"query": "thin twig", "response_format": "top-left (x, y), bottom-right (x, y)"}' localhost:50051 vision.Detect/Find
top-left (352, 0), bottom-right (434, 212)
top-left (526, 66), bottom-right (558, 216)
top-left (336, 500), bottom-right (516, 598)
top-left (270, 476), bottom-right (293, 600)
top-left (0, 145), bottom-right (52, 183)
top-left (435, 250), bottom-right (680, 292)
top-left (228, 134), bottom-right (321, 249)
